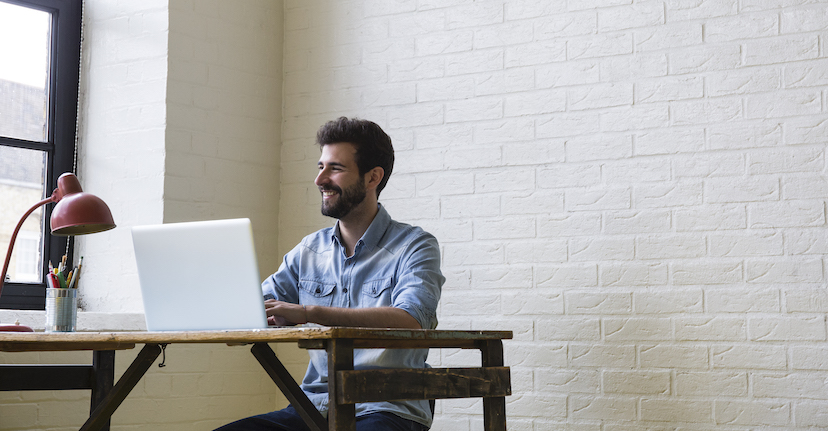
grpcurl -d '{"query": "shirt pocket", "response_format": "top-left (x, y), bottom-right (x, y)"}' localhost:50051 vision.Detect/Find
top-left (361, 277), bottom-right (393, 307)
top-left (299, 279), bottom-right (336, 307)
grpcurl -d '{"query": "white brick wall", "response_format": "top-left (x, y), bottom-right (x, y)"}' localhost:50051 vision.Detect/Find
top-left (281, 0), bottom-right (828, 429)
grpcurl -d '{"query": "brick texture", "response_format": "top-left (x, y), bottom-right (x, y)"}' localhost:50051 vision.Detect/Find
top-left (276, 1), bottom-right (828, 429)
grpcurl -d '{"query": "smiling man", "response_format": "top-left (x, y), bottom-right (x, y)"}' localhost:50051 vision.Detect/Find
top-left (216, 117), bottom-right (445, 431)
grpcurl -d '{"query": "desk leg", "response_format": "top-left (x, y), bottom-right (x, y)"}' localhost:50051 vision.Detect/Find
top-left (90, 350), bottom-right (116, 431)
top-left (80, 344), bottom-right (162, 431)
top-left (327, 338), bottom-right (354, 431)
top-left (480, 340), bottom-right (507, 431)
top-left (250, 343), bottom-right (327, 431)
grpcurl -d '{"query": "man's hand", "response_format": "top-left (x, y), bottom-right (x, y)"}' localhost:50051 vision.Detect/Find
top-left (265, 299), bottom-right (307, 326)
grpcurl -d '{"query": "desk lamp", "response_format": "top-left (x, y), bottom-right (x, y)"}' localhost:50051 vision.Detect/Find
top-left (0, 173), bottom-right (116, 331)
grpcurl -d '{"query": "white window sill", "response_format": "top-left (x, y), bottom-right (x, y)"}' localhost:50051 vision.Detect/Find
top-left (0, 310), bottom-right (146, 332)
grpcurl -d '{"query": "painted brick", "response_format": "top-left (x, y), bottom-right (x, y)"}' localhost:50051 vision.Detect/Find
top-left (534, 10), bottom-right (597, 38)
top-left (537, 164), bottom-right (601, 189)
top-left (666, 0), bottom-right (737, 21)
top-left (475, 167), bottom-right (536, 193)
top-left (709, 231), bottom-right (784, 257)
top-left (565, 187), bottom-right (631, 211)
top-left (749, 200), bottom-right (825, 228)
top-left (706, 176), bottom-right (779, 203)
top-left (475, 68), bottom-right (535, 96)
top-left (714, 400), bottom-right (790, 426)
top-left (604, 318), bottom-right (673, 341)
top-left (606, 157), bottom-right (672, 183)
top-left (537, 316), bottom-right (600, 341)
top-left (636, 182), bottom-right (705, 209)
top-left (744, 34), bottom-right (819, 66)
top-left (707, 68), bottom-right (781, 97)
top-left (669, 44), bottom-right (742, 75)
top-left (569, 237), bottom-right (634, 262)
top-left (792, 346), bottom-right (828, 370)
top-left (673, 260), bottom-right (744, 285)
top-left (536, 264), bottom-right (599, 288)
top-left (635, 75), bottom-right (703, 104)
top-left (747, 259), bottom-right (824, 285)
top-left (474, 21), bottom-right (534, 49)
top-left (675, 316), bottom-right (746, 341)
top-left (786, 288), bottom-right (828, 313)
top-left (707, 288), bottom-right (780, 313)
top-left (601, 105), bottom-right (670, 132)
top-left (569, 83), bottom-right (633, 111)
top-left (568, 32), bottom-right (633, 60)
top-left (506, 40), bottom-right (567, 67)
top-left (602, 370), bottom-right (670, 395)
top-left (603, 210), bottom-right (671, 235)
top-left (598, 2), bottom-right (663, 32)
top-left (634, 289), bottom-right (702, 313)
top-left (712, 344), bottom-right (787, 370)
top-left (538, 212), bottom-right (602, 237)
top-left (753, 372), bottom-right (828, 398)
top-left (674, 152), bottom-right (744, 178)
top-left (600, 52), bottom-right (668, 81)
top-left (502, 290), bottom-right (564, 315)
top-left (570, 344), bottom-right (636, 368)
top-left (476, 119), bottom-right (537, 146)
top-left (676, 371), bottom-right (748, 397)
top-left (569, 395), bottom-right (637, 421)
top-left (505, 239), bottom-right (568, 264)
top-left (705, 12), bottom-right (778, 42)
top-left (475, 217), bottom-right (535, 240)
top-left (746, 89), bottom-right (822, 119)
top-left (505, 89), bottom-right (566, 116)
top-left (708, 120), bottom-right (782, 150)
top-left (641, 399), bottom-right (712, 423)
top-left (536, 369), bottom-right (601, 394)
top-left (537, 60), bottom-right (601, 88)
top-left (565, 291), bottom-right (631, 314)
top-left (749, 315), bottom-right (826, 341)
top-left (637, 235), bottom-right (706, 259)
top-left (502, 191), bottom-right (564, 217)
top-left (566, 134), bottom-right (633, 161)
top-left (785, 58), bottom-right (828, 88)
top-left (602, 262), bottom-right (669, 287)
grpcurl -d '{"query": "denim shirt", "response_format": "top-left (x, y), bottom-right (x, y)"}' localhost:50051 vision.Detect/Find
top-left (261, 204), bottom-right (444, 427)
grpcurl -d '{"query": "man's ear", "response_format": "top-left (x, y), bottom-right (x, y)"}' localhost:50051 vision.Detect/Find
top-left (365, 167), bottom-right (384, 191)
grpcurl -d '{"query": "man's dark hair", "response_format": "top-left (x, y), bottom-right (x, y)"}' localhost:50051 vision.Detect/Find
top-left (316, 117), bottom-right (395, 197)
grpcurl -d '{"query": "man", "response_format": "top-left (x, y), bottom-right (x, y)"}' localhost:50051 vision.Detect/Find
top-left (216, 117), bottom-right (444, 431)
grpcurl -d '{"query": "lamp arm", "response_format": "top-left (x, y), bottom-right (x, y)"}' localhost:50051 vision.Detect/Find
top-left (0, 194), bottom-right (57, 297)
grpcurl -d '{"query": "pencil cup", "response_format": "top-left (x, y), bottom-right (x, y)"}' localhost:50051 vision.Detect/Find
top-left (45, 288), bottom-right (77, 332)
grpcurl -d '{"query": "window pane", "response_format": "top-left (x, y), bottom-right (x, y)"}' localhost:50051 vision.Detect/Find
top-left (0, 145), bottom-right (46, 283)
top-left (0, 1), bottom-right (51, 142)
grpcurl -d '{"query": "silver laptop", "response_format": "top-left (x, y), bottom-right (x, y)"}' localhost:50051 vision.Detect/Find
top-left (131, 218), bottom-right (268, 331)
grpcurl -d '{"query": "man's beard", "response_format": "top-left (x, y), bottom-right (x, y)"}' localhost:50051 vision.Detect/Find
top-left (320, 180), bottom-right (367, 219)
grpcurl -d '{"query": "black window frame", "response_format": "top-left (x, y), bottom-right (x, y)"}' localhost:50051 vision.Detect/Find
top-left (0, 0), bottom-right (82, 309)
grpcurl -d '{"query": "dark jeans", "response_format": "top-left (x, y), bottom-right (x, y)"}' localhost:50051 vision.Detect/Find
top-left (214, 405), bottom-right (429, 431)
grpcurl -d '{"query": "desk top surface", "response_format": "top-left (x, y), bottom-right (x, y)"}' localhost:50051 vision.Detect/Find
top-left (0, 327), bottom-right (513, 352)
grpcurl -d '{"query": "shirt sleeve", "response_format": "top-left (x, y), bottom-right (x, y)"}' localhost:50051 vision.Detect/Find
top-left (261, 243), bottom-right (301, 304)
top-left (391, 231), bottom-right (445, 330)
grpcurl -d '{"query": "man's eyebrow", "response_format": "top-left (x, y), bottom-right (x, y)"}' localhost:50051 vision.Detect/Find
top-left (318, 161), bottom-right (347, 168)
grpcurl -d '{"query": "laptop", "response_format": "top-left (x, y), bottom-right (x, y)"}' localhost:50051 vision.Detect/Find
top-left (131, 218), bottom-right (269, 331)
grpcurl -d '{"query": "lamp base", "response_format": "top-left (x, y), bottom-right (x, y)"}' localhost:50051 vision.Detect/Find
top-left (0, 320), bottom-right (34, 332)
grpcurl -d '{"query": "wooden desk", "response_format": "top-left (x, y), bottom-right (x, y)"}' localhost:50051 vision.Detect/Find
top-left (0, 327), bottom-right (512, 431)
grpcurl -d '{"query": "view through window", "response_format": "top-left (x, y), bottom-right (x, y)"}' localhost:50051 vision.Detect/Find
top-left (0, 1), bottom-right (50, 285)
top-left (0, 0), bottom-right (81, 309)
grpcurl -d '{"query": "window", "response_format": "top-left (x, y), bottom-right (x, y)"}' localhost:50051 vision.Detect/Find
top-left (0, 0), bottom-right (82, 309)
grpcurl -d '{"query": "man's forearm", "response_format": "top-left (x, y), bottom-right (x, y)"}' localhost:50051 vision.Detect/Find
top-left (307, 305), bottom-right (422, 329)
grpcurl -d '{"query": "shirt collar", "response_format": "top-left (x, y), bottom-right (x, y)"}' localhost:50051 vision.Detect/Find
top-left (330, 203), bottom-right (390, 252)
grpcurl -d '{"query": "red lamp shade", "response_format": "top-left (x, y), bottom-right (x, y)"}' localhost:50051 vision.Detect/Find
top-left (50, 173), bottom-right (116, 235)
